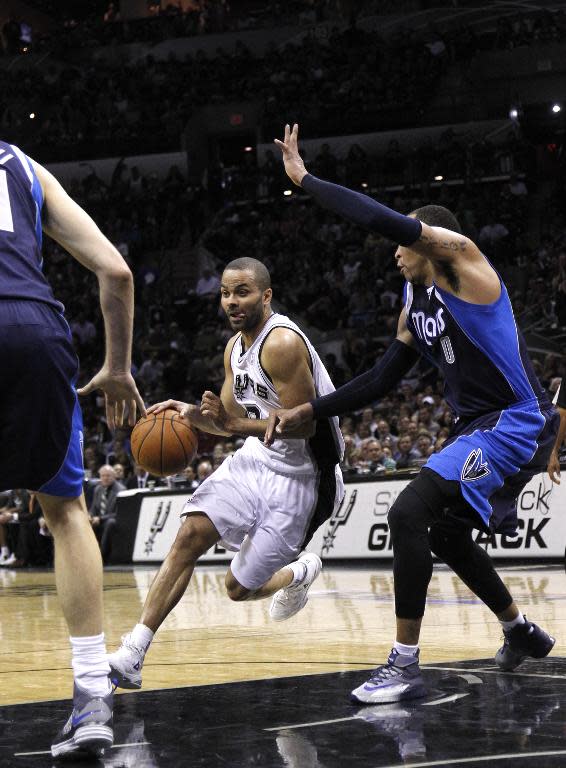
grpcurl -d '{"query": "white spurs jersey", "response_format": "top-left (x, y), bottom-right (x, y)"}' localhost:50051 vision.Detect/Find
top-left (230, 313), bottom-right (344, 475)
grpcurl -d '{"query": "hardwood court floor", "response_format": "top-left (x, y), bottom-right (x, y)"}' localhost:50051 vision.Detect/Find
top-left (1, 562), bottom-right (564, 708)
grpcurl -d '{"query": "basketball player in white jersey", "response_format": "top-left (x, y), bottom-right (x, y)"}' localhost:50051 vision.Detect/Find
top-left (109, 257), bottom-right (344, 689)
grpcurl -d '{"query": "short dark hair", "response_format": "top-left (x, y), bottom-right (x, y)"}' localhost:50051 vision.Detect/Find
top-left (411, 204), bottom-right (462, 234)
top-left (223, 257), bottom-right (271, 291)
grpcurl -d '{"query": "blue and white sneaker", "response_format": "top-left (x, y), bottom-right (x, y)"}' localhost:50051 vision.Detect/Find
top-left (51, 682), bottom-right (113, 759)
top-left (495, 616), bottom-right (555, 671)
top-left (351, 649), bottom-right (427, 705)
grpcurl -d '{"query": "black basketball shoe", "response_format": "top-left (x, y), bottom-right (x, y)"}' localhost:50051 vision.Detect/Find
top-left (51, 682), bottom-right (113, 759)
top-left (495, 616), bottom-right (555, 672)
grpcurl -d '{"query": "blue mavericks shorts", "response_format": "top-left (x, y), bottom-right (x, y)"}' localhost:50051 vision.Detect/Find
top-left (0, 300), bottom-right (84, 498)
top-left (425, 400), bottom-right (559, 534)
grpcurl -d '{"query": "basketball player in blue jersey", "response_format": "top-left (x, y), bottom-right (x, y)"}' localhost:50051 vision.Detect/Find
top-left (0, 140), bottom-right (144, 756)
top-left (267, 124), bottom-right (559, 704)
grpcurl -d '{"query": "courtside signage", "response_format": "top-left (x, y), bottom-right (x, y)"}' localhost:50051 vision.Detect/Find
top-left (130, 473), bottom-right (565, 562)
top-left (308, 473), bottom-right (566, 559)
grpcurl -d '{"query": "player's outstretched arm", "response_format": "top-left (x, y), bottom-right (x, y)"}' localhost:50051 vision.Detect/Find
top-left (265, 312), bottom-right (419, 444)
top-left (32, 160), bottom-right (145, 430)
top-left (275, 124), bottom-right (486, 268)
top-left (275, 123), bottom-right (422, 245)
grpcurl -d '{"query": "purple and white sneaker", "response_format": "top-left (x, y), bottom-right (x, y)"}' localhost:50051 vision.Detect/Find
top-left (351, 649), bottom-right (426, 705)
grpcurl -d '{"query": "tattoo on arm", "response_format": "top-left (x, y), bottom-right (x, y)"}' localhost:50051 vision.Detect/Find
top-left (420, 233), bottom-right (467, 252)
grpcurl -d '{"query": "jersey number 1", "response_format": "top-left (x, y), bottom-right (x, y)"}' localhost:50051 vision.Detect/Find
top-left (0, 169), bottom-right (14, 232)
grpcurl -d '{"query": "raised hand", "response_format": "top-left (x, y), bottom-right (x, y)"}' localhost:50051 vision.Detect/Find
top-left (274, 123), bottom-right (308, 186)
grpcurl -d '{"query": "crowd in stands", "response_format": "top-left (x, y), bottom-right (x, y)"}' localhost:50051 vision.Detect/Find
top-left (1, 128), bottom-right (564, 568)
top-left (2, 5), bottom-right (566, 160)
top-left (0, 6), bottom-right (565, 569)
top-left (0, 26), bottom-right (447, 160)
top-left (3, 2), bottom-right (565, 57)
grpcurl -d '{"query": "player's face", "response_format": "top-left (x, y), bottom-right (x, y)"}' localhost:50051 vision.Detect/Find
top-left (394, 243), bottom-right (429, 285)
top-left (221, 269), bottom-right (271, 333)
top-left (394, 215), bottom-right (430, 285)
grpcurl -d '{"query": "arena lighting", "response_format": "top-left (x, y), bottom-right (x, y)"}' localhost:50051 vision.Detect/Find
top-left (361, 182), bottom-right (368, 188)
top-left (552, 104), bottom-right (561, 113)
top-left (434, 175), bottom-right (444, 181)
top-left (244, 146), bottom-right (253, 152)
top-left (509, 108), bottom-right (519, 119)
top-left (29, 112), bottom-right (35, 119)
top-left (283, 190), bottom-right (292, 196)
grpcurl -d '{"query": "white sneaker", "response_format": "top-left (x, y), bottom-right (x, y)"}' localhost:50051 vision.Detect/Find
top-left (107, 634), bottom-right (146, 689)
top-left (0, 553), bottom-right (11, 566)
top-left (270, 553), bottom-right (322, 621)
top-left (1, 553), bottom-right (17, 567)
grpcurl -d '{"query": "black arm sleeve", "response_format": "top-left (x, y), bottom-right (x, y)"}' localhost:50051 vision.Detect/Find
top-left (311, 340), bottom-right (420, 420)
top-left (301, 174), bottom-right (422, 246)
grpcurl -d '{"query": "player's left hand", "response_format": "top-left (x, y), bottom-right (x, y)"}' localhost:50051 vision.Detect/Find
top-left (264, 402), bottom-right (314, 445)
top-left (200, 390), bottom-right (230, 432)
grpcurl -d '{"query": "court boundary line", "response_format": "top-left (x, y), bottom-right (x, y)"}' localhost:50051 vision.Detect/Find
top-left (14, 741), bottom-right (150, 757)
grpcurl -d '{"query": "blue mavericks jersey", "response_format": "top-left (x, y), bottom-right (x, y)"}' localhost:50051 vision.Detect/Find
top-left (0, 140), bottom-right (62, 310)
top-left (404, 278), bottom-right (550, 419)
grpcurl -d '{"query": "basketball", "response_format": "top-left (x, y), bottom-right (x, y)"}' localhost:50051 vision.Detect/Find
top-left (130, 409), bottom-right (198, 477)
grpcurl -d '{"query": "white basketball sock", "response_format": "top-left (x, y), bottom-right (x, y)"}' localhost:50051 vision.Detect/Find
top-left (288, 560), bottom-right (308, 587)
top-left (70, 633), bottom-right (112, 697)
top-left (500, 613), bottom-right (526, 631)
top-left (393, 641), bottom-right (419, 657)
top-left (1, 546), bottom-right (9, 558)
top-left (130, 623), bottom-right (154, 653)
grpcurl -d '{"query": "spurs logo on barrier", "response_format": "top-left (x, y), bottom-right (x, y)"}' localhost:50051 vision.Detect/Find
top-left (321, 490), bottom-right (357, 554)
top-left (461, 448), bottom-right (490, 482)
top-left (144, 501), bottom-right (172, 555)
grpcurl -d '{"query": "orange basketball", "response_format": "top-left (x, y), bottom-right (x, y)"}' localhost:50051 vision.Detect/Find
top-left (130, 408), bottom-right (198, 477)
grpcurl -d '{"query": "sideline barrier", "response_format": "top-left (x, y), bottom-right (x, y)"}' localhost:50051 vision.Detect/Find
top-left (111, 471), bottom-right (565, 565)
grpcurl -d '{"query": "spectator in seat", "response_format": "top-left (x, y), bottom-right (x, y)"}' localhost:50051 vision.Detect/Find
top-left (415, 431), bottom-right (435, 459)
top-left (126, 464), bottom-right (162, 490)
top-left (394, 435), bottom-right (420, 469)
top-left (196, 459), bottom-right (213, 485)
top-left (89, 465), bottom-right (126, 563)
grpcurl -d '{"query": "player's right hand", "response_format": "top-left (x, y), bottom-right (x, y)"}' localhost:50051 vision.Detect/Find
top-left (264, 403), bottom-right (314, 445)
top-left (547, 449), bottom-right (561, 484)
top-left (78, 368), bottom-right (146, 431)
top-left (146, 399), bottom-right (198, 425)
top-left (147, 399), bottom-right (187, 416)
top-left (274, 123), bottom-right (308, 186)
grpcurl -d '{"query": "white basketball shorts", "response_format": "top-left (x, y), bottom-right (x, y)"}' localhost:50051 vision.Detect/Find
top-left (182, 449), bottom-right (343, 590)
